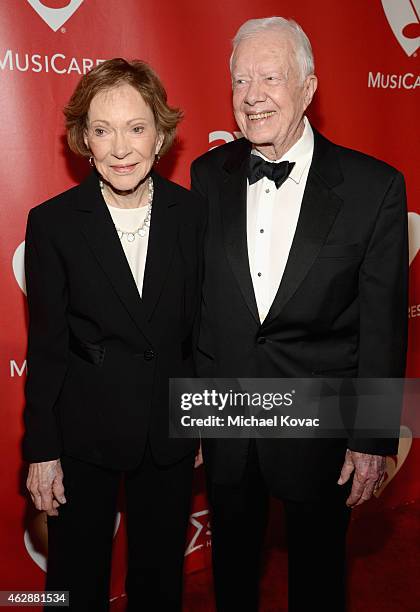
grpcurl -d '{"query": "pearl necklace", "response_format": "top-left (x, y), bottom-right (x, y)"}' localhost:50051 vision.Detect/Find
top-left (100, 177), bottom-right (153, 242)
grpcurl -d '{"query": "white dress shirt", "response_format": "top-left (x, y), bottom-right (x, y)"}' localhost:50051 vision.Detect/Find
top-left (106, 204), bottom-right (150, 296)
top-left (247, 116), bottom-right (314, 322)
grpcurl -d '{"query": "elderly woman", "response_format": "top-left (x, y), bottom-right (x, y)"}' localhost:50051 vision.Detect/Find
top-left (24, 58), bottom-right (205, 611)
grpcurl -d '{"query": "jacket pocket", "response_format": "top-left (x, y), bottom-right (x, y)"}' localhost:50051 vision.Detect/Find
top-left (196, 322), bottom-right (215, 360)
top-left (317, 244), bottom-right (362, 259)
top-left (69, 336), bottom-right (105, 367)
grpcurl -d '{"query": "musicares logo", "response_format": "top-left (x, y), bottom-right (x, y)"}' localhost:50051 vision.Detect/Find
top-left (185, 510), bottom-right (211, 556)
top-left (26, 0), bottom-right (84, 32)
top-left (24, 512), bottom-right (121, 572)
top-left (374, 426), bottom-right (412, 497)
top-left (382, 0), bottom-right (420, 56)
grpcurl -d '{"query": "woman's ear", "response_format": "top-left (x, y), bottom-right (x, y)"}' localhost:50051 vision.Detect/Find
top-left (155, 133), bottom-right (164, 155)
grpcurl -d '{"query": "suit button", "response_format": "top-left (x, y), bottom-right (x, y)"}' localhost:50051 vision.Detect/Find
top-left (144, 349), bottom-right (155, 361)
top-left (257, 337), bottom-right (266, 345)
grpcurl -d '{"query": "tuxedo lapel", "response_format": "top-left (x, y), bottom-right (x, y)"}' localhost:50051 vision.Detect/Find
top-left (141, 172), bottom-right (179, 320)
top-left (73, 172), bottom-right (154, 344)
top-left (221, 139), bottom-right (260, 325)
top-left (263, 131), bottom-right (344, 326)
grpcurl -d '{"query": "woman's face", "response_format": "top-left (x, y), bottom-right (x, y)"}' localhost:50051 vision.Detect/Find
top-left (84, 83), bottom-right (163, 192)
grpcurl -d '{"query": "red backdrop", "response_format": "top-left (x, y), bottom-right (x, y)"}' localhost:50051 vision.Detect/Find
top-left (1, 0), bottom-right (419, 604)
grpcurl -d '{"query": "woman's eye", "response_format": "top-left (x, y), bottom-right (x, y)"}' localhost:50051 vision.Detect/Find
top-left (132, 126), bottom-right (144, 134)
top-left (94, 128), bottom-right (106, 136)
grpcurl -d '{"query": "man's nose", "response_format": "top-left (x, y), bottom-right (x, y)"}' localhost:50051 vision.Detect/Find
top-left (111, 130), bottom-right (131, 158)
top-left (244, 80), bottom-right (266, 106)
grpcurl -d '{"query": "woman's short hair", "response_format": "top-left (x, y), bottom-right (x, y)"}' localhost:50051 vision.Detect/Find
top-left (64, 58), bottom-right (182, 157)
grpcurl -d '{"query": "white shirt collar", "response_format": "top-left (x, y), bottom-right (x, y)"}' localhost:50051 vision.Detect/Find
top-left (251, 116), bottom-right (314, 184)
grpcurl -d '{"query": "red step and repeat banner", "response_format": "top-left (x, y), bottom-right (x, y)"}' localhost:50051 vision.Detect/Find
top-left (0, 0), bottom-right (419, 604)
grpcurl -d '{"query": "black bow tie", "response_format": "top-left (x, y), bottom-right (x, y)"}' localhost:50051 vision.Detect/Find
top-left (247, 156), bottom-right (295, 189)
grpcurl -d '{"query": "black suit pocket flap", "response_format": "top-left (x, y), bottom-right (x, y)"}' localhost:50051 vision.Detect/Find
top-left (317, 243), bottom-right (362, 259)
top-left (69, 336), bottom-right (105, 367)
top-left (312, 366), bottom-right (358, 377)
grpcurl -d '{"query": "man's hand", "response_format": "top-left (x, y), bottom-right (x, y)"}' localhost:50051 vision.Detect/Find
top-left (26, 459), bottom-right (66, 517)
top-left (338, 449), bottom-right (386, 508)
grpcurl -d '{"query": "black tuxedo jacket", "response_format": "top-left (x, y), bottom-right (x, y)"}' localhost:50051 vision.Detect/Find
top-left (191, 129), bottom-right (408, 500)
top-left (23, 171), bottom-right (206, 470)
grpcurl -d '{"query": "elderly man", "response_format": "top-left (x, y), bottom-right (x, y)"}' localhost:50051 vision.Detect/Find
top-left (191, 16), bottom-right (408, 612)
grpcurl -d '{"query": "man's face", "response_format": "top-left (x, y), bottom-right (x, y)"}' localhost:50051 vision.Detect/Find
top-left (231, 31), bottom-right (317, 158)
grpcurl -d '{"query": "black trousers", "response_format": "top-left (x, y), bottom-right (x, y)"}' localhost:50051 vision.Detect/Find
top-left (206, 440), bottom-right (352, 612)
top-left (46, 445), bottom-right (195, 611)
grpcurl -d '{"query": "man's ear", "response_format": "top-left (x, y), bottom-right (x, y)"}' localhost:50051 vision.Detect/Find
top-left (302, 74), bottom-right (318, 111)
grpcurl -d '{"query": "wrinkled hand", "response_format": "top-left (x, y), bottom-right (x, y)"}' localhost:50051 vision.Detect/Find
top-left (194, 445), bottom-right (203, 469)
top-left (26, 459), bottom-right (66, 516)
top-left (338, 449), bottom-right (385, 508)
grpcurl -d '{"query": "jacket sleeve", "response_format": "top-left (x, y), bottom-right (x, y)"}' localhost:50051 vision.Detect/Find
top-left (23, 208), bottom-right (69, 462)
top-left (349, 171), bottom-right (408, 455)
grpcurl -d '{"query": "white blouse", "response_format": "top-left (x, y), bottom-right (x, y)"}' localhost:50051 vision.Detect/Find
top-left (106, 204), bottom-right (150, 296)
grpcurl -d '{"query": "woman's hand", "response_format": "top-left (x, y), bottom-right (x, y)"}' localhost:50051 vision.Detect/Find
top-left (26, 459), bottom-right (66, 517)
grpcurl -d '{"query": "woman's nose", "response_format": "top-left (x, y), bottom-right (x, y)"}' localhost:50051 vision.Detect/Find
top-left (111, 130), bottom-right (131, 158)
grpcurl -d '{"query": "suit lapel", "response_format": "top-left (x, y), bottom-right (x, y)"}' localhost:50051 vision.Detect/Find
top-left (141, 172), bottom-right (179, 320)
top-left (73, 172), bottom-right (155, 344)
top-left (263, 130), bottom-right (344, 326)
top-left (221, 139), bottom-right (260, 325)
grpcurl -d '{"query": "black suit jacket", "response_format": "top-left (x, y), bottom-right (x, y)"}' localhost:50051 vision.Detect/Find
top-left (23, 171), bottom-right (206, 470)
top-left (191, 129), bottom-right (408, 500)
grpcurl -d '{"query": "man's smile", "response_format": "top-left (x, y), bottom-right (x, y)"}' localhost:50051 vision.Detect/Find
top-left (247, 111), bottom-right (277, 120)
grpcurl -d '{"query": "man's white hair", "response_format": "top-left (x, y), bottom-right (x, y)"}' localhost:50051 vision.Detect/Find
top-left (230, 17), bottom-right (315, 82)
